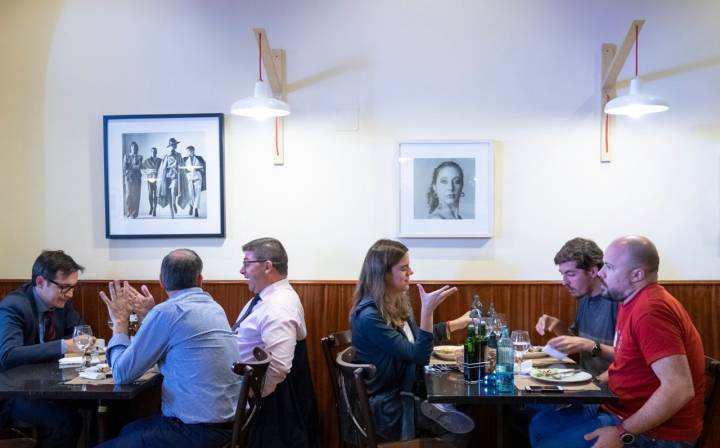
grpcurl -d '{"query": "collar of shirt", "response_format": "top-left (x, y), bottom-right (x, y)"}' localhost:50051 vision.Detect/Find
top-left (31, 287), bottom-right (52, 315)
top-left (256, 278), bottom-right (291, 301)
top-left (166, 287), bottom-right (205, 302)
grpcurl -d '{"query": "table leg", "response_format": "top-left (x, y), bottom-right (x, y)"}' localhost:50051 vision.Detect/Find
top-left (496, 403), bottom-right (504, 448)
top-left (97, 399), bottom-right (108, 443)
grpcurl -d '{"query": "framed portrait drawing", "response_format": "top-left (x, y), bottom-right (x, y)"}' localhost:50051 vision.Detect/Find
top-left (398, 140), bottom-right (493, 238)
top-left (103, 113), bottom-right (225, 238)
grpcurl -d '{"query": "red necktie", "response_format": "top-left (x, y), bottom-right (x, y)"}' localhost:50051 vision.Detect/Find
top-left (43, 310), bottom-right (57, 342)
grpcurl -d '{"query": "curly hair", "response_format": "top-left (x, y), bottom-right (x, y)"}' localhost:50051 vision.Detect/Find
top-left (553, 238), bottom-right (604, 270)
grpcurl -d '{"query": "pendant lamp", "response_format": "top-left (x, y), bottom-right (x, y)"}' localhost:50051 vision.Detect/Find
top-left (603, 24), bottom-right (668, 117)
top-left (231, 32), bottom-right (290, 119)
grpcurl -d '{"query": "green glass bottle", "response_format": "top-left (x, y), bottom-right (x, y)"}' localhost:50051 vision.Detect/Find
top-left (463, 324), bottom-right (479, 383)
top-left (478, 322), bottom-right (488, 379)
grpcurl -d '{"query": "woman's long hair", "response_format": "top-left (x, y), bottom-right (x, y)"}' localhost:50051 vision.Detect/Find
top-left (350, 239), bottom-right (411, 328)
top-left (426, 160), bottom-right (464, 213)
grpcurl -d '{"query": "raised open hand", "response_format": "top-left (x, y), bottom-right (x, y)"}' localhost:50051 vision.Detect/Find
top-left (125, 283), bottom-right (156, 323)
top-left (99, 280), bottom-right (132, 333)
top-left (417, 284), bottom-right (458, 314)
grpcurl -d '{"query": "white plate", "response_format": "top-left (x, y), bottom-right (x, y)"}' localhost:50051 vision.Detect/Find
top-left (530, 368), bottom-right (593, 384)
top-left (432, 345), bottom-right (463, 361)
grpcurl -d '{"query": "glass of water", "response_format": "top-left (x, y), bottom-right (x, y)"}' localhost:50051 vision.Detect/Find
top-left (73, 325), bottom-right (95, 366)
top-left (511, 330), bottom-right (531, 365)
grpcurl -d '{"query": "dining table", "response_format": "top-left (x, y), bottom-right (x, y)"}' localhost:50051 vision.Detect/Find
top-left (425, 349), bottom-right (617, 448)
top-left (0, 360), bottom-right (162, 444)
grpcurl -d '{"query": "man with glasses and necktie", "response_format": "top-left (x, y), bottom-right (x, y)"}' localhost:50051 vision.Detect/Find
top-left (0, 250), bottom-right (85, 447)
top-left (233, 237), bottom-right (320, 448)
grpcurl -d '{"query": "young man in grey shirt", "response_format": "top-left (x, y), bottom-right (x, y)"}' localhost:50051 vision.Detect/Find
top-left (535, 237), bottom-right (618, 377)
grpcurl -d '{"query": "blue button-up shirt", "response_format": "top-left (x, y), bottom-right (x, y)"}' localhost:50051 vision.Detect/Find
top-left (107, 287), bottom-right (241, 424)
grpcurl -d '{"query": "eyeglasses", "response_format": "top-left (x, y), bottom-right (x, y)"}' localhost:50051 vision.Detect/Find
top-left (242, 259), bottom-right (268, 268)
top-left (47, 278), bottom-right (79, 294)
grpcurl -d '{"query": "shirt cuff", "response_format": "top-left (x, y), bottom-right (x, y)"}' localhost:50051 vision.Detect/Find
top-left (60, 340), bottom-right (67, 355)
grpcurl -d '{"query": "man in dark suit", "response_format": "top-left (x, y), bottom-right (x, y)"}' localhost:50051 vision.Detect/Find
top-left (0, 250), bottom-right (86, 447)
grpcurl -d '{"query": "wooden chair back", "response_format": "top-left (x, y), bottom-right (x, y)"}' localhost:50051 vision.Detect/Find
top-left (227, 347), bottom-right (272, 448)
top-left (320, 330), bottom-right (353, 447)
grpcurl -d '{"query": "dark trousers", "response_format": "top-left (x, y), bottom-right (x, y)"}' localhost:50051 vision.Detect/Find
top-left (147, 183), bottom-right (157, 212)
top-left (95, 414), bottom-right (231, 448)
top-left (8, 398), bottom-right (82, 448)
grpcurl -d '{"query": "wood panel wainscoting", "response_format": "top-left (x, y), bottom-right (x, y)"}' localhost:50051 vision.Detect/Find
top-left (1, 279), bottom-right (718, 447)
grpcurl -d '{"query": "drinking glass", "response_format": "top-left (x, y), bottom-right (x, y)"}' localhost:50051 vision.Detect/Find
top-left (73, 325), bottom-right (95, 366)
top-left (511, 330), bottom-right (531, 364)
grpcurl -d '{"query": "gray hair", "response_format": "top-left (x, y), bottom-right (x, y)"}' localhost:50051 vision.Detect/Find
top-left (242, 238), bottom-right (288, 276)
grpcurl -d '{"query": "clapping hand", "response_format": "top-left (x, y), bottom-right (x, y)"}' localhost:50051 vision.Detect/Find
top-left (99, 280), bottom-right (132, 334)
top-left (125, 284), bottom-right (155, 323)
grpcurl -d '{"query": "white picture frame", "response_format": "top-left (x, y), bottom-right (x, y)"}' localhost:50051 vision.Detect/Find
top-left (398, 140), bottom-right (494, 238)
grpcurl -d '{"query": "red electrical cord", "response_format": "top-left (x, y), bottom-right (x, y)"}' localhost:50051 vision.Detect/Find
top-left (275, 118), bottom-right (280, 157)
top-left (634, 25), bottom-right (638, 77)
top-left (258, 32), bottom-right (263, 81)
top-left (604, 94), bottom-right (610, 154)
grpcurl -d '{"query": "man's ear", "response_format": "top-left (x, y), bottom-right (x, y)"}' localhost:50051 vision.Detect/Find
top-left (630, 268), bottom-right (646, 283)
top-left (588, 266), bottom-right (600, 278)
top-left (35, 275), bottom-right (46, 289)
top-left (158, 275), bottom-right (165, 291)
top-left (196, 274), bottom-right (203, 288)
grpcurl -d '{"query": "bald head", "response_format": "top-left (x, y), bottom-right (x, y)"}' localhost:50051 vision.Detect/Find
top-left (610, 236), bottom-right (659, 276)
top-left (160, 249), bottom-right (203, 291)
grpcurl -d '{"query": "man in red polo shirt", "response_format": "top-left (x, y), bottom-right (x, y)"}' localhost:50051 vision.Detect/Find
top-left (529, 236), bottom-right (704, 448)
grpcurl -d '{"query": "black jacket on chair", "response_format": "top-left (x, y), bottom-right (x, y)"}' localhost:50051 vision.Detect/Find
top-left (248, 339), bottom-right (321, 448)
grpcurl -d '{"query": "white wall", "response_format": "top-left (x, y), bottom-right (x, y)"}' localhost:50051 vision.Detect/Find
top-left (1, 0), bottom-right (719, 280)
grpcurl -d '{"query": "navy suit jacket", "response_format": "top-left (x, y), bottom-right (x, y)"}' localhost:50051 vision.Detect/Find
top-left (0, 283), bottom-right (84, 371)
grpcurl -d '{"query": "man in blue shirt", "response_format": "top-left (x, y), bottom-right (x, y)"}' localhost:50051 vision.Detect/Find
top-left (0, 250), bottom-right (85, 447)
top-left (97, 249), bottom-right (241, 448)
top-left (535, 237), bottom-right (618, 377)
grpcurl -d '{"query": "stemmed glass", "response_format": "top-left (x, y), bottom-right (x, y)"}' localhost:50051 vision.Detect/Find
top-left (72, 325), bottom-right (96, 367)
top-left (511, 330), bottom-right (531, 366)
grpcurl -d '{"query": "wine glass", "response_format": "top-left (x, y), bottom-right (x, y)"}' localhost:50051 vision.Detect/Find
top-left (511, 330), bottom-right (531, 366)
top-left (73, 325), bottom-right (95, 366)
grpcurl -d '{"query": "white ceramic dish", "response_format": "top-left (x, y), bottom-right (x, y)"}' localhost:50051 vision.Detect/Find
top-left (530, 368), bottom-right (593, 384)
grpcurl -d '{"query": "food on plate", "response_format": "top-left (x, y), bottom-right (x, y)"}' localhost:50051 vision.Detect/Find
top-left (432, 345), bottom-right (463, 360)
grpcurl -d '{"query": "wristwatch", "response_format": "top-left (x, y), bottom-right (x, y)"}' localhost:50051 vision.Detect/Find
top-left (616, 422), bottom-right (635, 445)
top-left (591, 341), bottom-right (601, 357)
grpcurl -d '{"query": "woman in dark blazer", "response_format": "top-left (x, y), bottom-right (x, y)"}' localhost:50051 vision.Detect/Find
top-left (350, 239), bottom-right (472, 442)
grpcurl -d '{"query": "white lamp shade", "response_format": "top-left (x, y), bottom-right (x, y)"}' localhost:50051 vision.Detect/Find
top-left (231, 80), bottom-right (290, 119)
top-left (604, 77), bottom-right (669, 117)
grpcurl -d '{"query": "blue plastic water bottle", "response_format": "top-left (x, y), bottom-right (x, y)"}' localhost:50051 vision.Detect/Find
top-left (496, 326), bottom-right (514, 392)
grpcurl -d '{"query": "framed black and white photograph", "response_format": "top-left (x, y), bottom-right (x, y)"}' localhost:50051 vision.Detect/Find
top-left (103, 113), bottom-right (225, 238)
top-left (398, 140), bottom-right (493, 238)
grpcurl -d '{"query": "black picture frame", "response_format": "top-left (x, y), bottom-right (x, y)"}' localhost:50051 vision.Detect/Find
top-left (103, 113), bottom-right (225, 239)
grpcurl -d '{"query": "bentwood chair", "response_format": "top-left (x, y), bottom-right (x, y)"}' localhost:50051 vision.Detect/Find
top-left (335, 347), bottom-right (451, 448)
top-left (227, 347), bottom-right (272, 448)
top-left (698, 356), bottom-right (720, 448)
top-left (320, 330), bottom-right (353, 447)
